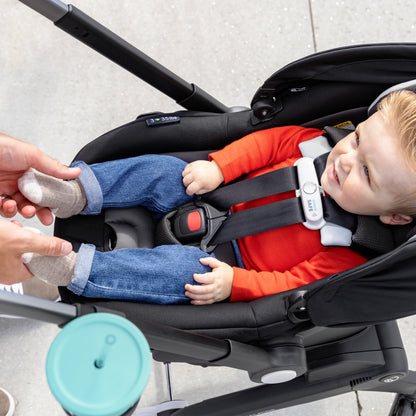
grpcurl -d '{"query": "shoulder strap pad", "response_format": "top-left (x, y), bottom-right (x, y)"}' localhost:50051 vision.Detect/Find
top-left (298, 135), bottom-right (332, 159)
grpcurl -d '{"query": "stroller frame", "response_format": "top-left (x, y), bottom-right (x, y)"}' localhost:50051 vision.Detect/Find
top-left (3, 1), bottom-right (416, 415)
top-left (2, 289), bottom-right (416, 416)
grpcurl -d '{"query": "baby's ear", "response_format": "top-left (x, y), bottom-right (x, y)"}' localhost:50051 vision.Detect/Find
top-left (379, 214), bottom-right (413, 225)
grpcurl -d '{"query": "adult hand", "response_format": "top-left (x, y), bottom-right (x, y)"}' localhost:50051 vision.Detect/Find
top-left (0, 132), bottom-right (80, 225)
top-left (184, 257), bottom-right (233, 305)
top-left (0, 219), bottom-right (73, 285)
top-left (182, 160), bottom-right (224, 196)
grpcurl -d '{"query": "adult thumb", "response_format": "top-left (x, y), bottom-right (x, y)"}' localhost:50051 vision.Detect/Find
top-left (25, 233), bottom-right (73, 257)
top-left (30, 148), bottom-right (80, 180)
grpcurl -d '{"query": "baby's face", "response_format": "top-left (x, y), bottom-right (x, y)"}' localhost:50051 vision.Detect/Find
top-left (320, 111), bottom-right (414, 218)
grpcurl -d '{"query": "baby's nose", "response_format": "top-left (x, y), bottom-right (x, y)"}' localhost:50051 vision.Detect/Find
top-left (339, 152), bottom-right (354, 173)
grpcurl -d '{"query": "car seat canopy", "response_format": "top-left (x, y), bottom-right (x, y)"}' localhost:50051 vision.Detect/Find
top-left (251, 43), bottom-right (416, 124)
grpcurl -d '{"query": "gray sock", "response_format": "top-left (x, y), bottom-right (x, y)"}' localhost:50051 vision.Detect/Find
top-left (23, 250), bottom-right (78, 287)
top-left (18, 170), bottom-right (87, 218)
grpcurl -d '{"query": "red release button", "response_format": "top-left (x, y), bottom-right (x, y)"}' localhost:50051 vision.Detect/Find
top-left (187, 211), bottom-right (202, 231)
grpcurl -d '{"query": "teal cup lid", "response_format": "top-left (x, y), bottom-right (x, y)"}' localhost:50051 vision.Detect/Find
top-left (46, 313), bottom-right (151, 416)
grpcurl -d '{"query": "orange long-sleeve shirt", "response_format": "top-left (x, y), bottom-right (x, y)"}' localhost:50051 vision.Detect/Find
top-left (209, 125), bottom-right (367, 302)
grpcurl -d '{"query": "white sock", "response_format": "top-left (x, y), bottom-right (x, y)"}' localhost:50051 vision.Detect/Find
top-left (18, 171), bottom-right (87, 218)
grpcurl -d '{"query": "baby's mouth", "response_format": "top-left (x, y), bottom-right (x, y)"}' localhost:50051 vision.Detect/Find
top-left (334, 165), bottom-right (340, 185)
top-left (327, 162), bottom-right (340, 187)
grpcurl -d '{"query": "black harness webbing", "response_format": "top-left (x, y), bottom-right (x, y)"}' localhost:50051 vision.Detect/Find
top-left (210, 198), bottom-right (305, 244)
top-left (203, 166), bottom-right (299, 210)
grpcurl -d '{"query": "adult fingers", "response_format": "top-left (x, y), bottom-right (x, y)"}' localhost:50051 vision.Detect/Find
top-left (12, 191), bottom-right (54, 225)
top-left (0, 263), bottom-right (33, 285)
top-left (2, 192), bottom-right (37, 219)
top-left (15, 192), bottom-right (37, 219)
top-left (35, 207), bottom-right (54, 226)
top-left (0, 197), bottom-right (18, 218)
top-left (8, 192), bottom-right (53, 225)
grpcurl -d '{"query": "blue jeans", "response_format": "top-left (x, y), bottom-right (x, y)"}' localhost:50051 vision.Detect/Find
top-left (67, 155), bottom-right (215, 304)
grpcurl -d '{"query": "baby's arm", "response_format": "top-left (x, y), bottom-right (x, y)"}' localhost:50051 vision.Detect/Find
top-left (185, 257), bottom-right (233, 305)
top-left (182, 160), bottom-right (224, 195)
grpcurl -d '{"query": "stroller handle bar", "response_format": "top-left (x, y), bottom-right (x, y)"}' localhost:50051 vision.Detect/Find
top-left (18, 0), bottom-right (231, 113)
top-left (0, 290), bottom-right (77, 325)
top-left (19, 0), bottom-right (68, 21)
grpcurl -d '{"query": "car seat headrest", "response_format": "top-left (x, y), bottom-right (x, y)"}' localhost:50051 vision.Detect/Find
top-left (363, 78), bottom-right (416, 254)
top-left (368, 79), bottom-right (416, 116)
top-left (352, 215), bottom-right (415, 256)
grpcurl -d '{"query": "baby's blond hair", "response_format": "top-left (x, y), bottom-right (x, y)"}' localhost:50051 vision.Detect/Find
top-left (377, 89), bottom-right (416, 217)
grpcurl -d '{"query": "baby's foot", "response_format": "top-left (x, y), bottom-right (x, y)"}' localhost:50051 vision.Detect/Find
top-left (18, 171), bottom-right (87, 218)
top-left (23, 241), bottom-right (77, 287)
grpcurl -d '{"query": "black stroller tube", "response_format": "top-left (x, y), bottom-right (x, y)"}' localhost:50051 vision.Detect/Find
top-left (18, 0), bottom-right (230, 113)
top-left (18, 0), bottom-right (69, 21)
top-left (0, 290), bottom-right (76, 325)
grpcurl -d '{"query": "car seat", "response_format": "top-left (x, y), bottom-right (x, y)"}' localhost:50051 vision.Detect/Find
top-left (49, 41), bottom-right (416, 416)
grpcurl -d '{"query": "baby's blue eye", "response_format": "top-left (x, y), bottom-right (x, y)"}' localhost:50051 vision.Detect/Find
top-left (355, 136), bottom-right (359, 146)
top-left (364, 166), bottom-right (369, 177)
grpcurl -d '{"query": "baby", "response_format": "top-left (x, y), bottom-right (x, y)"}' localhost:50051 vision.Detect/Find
top-left (18, 90), bottom-right (416, 305)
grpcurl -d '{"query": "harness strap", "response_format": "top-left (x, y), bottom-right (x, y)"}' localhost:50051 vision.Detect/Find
top-left (322, 197), bottom-right (356, 231)
top-left (208, 182), bottom-right (356, 247)
top-left (210, 198), bottom-right (305, 245)
top-left (314, 152), bottom-right (356, 231)
top-left (203, 166), bottom-right (299, 210)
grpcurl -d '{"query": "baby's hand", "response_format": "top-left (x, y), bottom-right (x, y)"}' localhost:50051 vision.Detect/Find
top-left (182, 160), bottom-right (224, 195)
top-left (184, 257), bottom-right (233, 305)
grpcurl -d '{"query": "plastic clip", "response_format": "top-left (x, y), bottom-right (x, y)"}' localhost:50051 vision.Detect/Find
top-left (295, 157), bottom-right (326, 230)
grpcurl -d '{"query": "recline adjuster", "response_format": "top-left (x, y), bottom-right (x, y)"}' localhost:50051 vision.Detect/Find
top-left (288, 291), bottom-right (310, 323)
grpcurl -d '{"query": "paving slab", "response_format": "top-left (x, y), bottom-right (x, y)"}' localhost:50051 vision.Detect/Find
top-left (311, 0), bottom-right (416, 50)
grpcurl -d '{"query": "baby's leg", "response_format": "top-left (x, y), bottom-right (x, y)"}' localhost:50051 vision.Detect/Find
top-left (19, 155), bottom-right (192, 218)
top-left (24, 242), bottom-right (213, 304)
top-left (88, 154), bottom-right (191, 216)
top-left (74, 244), bottom-right (213, 304)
